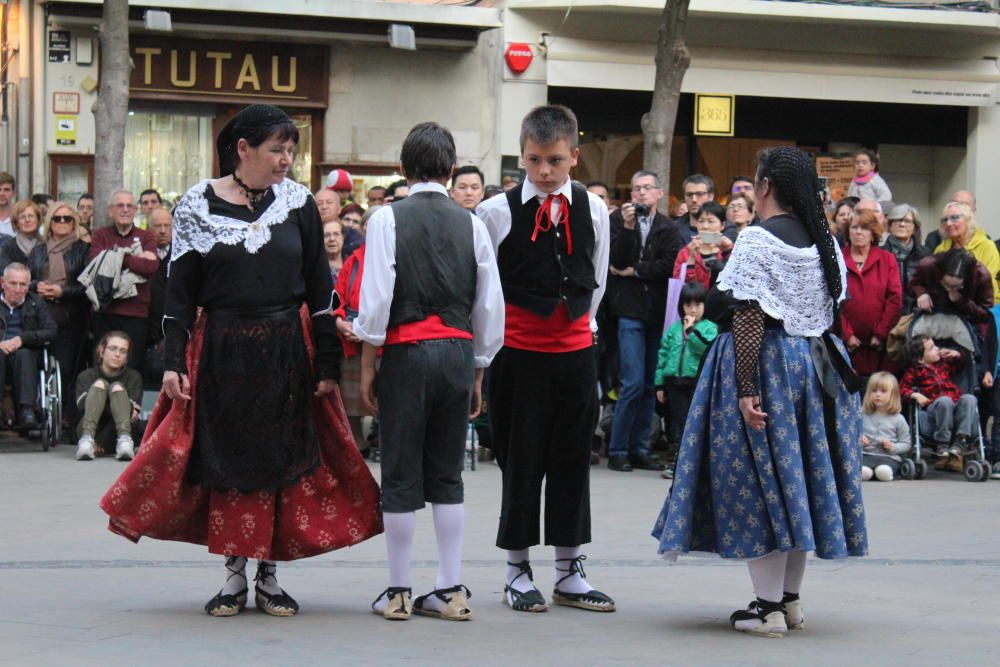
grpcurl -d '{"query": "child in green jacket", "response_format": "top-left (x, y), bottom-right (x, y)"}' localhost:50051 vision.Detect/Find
top-left (655, 282), bottom-right (718, 450)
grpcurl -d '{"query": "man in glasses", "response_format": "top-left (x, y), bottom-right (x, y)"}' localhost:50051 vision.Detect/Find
top-left (88, 190), bottom-right (160, 372)
top-left (605, 170), bottom-right (681, 472)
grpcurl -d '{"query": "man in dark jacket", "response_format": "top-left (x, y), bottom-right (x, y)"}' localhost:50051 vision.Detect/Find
top-left (605, 170), bottom-right (682, 471)
top-left (0, 262), bottom-right (57, 426)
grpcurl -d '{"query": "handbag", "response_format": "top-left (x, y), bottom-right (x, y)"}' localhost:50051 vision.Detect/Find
top-left (886, 313), bottom-right (914, 361)
top-left (663, 262), bottom-right (687, 334)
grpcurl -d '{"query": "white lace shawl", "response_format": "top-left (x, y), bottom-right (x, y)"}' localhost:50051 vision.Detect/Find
top-left (169, 178), bottom-right (311, 269)
top-left (716, 225), bottom-right (848, 337)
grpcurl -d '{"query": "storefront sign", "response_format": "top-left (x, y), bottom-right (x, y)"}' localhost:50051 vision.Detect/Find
top-left (815, 155), bottom-right (856, 203)
top-left (55, 116), bottom-right (77, 146)
top-left (129, 37), bottom-right (329, 108)
top-left (504, 43), bottom-right (534, 75)
top-left (694, 94), bottom-right (735, 137)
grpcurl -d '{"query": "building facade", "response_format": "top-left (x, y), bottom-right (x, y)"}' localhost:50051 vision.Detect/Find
top-left (31, 0), bottom-right (501, 208)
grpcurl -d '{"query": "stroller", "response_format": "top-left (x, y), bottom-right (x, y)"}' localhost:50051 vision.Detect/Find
top-left (898, 312), bottom-right (990, 482)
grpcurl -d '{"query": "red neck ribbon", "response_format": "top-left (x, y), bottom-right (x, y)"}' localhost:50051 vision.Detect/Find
top-left (532, 194), bottom-right (572, 255)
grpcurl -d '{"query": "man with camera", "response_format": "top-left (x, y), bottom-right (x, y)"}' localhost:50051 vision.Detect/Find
top-left (605, 171), bottom-right (682, 472)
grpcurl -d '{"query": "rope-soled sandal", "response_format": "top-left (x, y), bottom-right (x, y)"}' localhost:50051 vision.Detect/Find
top-left (552, 555), bottom-right (616, 612)
top-left (413, 584), bottom-right (473, 621)
top-left (205, 556), bottom-right (248, 617)
top-left (371, 586), bottom-right (413, 620)
top-left (503, 560), bottom-right (547, 612)
top-left (253, 562), bottom-right (299, 617)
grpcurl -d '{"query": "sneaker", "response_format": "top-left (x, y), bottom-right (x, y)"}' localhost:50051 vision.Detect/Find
top-left (76, 435), bottom-right (96, 461)
top-left (115, 434), bottom-right (135, 461)
top-left (991, 462), bottom-right (1000, 480)
top-left (730, 598), bottom-right (787, 638)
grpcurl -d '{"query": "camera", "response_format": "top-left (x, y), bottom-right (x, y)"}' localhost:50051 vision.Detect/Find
top-left (632, 203), bottom-right (650, 218)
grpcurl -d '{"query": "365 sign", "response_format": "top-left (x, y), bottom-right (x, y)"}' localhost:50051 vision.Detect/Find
top-left (504, 43), bottom-right (534, 75)
top-left (694, 94), bottom-right (735, 137)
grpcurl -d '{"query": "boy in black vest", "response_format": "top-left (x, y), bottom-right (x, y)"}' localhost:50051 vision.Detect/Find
top-left (477, 105), bottom-right (613, 613)
top-left (356, 122), bottom-right (505, 621)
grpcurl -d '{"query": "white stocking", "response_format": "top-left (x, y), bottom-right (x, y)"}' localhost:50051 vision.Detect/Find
top-left (554, 546), bottom-right (593, 595)
top-left (422, 503), bottom-right (465, 614)
top-left (783, 551), bottom-right (807, 596)
top-left (374, 511), bottom-right (417, 613)
top-left (746, 551), bottom-right (788, 603)
top-left (221, 556), bottom-right (247, 595)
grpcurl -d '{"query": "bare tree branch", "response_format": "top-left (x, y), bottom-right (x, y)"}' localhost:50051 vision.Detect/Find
top-left (641, 0), bottom-right (691, 213)
top-left (93, 0), bottom-right (131, 227)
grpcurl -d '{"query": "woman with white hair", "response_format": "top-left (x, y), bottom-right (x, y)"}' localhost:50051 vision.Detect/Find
top-left (934, 201), bottom-right (1000, 304)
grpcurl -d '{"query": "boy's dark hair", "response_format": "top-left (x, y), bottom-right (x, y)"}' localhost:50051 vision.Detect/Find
top-left (139, 188), bottom-right (162, 204)
top-left (519, 105), bottom-right (579, 152)
top-left (400, 122), bottom-right (456, 182)
top-left (386, 179), bottom-right (408, 199)
top-left (677, 281), bottom-right (708, 317)
top-left (367, 185), bottom-right (386, 196)
top-left (452, 165), bottom-right (484, 187)
top-left (697, 201), bottom-right (726, 222)
top-left (78, 192), bottom-right (94, 204)
top-left (905, 334), bottom-right (930, 367)
top-left (683, 173), bottom-right (714, 194)
top-left (586, 180), bottom-right (609, 191)
top-left (729, 175), bottom-right (753, 190)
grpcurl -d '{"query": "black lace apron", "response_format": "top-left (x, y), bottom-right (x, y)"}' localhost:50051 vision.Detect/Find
top-left (185, 305), bottom-right (320, 492)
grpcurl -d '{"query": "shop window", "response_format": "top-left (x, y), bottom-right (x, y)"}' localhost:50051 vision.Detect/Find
top-left (290, 115), bottom-right (313, 189)
top-left (124, 111), bottom-right (213, 207)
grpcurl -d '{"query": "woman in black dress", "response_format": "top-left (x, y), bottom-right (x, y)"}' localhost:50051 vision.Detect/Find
top-left (101, 105), bottom-right (382, 617)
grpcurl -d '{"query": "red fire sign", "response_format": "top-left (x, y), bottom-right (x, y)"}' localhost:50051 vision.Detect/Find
top-left (505, 43), bottom-right (534, 75)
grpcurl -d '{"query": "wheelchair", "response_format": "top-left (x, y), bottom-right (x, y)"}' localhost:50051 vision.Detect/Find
top-left (37, 347), bottom-right (63, 451)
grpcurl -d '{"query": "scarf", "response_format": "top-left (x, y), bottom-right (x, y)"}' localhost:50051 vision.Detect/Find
top-left (16, 233), bottom-right (40, 259)
top-left (852, 170), bottom-right (876, 186)
top-left (46, 234), bottom-right (77, 286)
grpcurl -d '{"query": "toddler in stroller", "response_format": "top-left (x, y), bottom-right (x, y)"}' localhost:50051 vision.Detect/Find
top-left (899, 335), bottom-right (979, 459)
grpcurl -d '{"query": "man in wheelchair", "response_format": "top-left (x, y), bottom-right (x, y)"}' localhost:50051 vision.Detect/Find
top-left (900, 334), bottom-right (979, 458)
top-left (0, 262), bottom-right (56, 428)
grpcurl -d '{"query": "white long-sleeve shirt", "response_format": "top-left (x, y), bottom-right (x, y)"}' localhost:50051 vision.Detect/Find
top-left (475, 178), bottom-right (610, 332)
top-left (354, 181), bottom-right (505, 369)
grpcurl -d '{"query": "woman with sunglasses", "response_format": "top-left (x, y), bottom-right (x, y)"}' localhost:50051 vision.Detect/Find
top-left (932, 201), bottom-right (1000, 305)
top-left (28, 202), bottom-right (91, 428)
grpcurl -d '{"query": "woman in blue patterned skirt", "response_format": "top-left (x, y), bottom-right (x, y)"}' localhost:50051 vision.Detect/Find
top-left (652, 147), bottom-right (868, 638)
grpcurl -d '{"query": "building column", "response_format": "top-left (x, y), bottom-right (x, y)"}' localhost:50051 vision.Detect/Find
top-left (966, 103), bottom-right (1000, 234)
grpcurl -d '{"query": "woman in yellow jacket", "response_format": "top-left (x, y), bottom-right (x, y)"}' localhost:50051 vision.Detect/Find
top-left (935, 201), bottom-right (1000, 304)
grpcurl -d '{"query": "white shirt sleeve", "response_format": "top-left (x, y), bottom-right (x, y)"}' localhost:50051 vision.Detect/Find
top-left (470, 214), bottom-right (506, 368)
top-left (475, 193), bottom-right (512, 253)
top-left (353, 205), bottom-right (397, 346)
top-left (588, 192), bottom-right (611, 331)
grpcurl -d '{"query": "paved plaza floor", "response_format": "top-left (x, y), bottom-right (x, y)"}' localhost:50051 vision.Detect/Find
top-left (1, 437), bottom-right (998, 666)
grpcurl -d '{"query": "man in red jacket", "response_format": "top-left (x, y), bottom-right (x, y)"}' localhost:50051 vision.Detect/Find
top-left (88, 190), bottom-right (160, 371)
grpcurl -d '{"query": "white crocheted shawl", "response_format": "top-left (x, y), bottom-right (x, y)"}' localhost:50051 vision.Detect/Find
top-left (169, 178), bottom-right (311, 269)
top-left (716, 226), bottom-right (847, 337)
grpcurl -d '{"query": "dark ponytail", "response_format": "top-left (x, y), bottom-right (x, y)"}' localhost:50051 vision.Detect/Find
top-left (755, 147), bottom-right (842, 303)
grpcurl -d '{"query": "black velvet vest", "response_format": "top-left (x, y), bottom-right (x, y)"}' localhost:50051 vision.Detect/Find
top-left (498, 182), bottom-right (597, 320)
top-left (386, 190), bottom-right (477, 332)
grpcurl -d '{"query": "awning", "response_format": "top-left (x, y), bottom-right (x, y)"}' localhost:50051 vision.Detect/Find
top-left (545, 38), bottom-right (1000, 107)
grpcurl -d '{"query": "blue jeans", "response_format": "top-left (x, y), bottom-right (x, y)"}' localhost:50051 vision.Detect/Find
top-left (608, 317), bottom-right (659, 459)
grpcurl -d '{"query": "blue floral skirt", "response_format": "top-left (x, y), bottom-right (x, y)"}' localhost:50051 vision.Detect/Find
top-left (652, 328), bottom-right (868, 560)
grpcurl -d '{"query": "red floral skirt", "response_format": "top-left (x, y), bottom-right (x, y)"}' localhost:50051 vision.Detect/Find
top-left (99, 309), bottom-right (383, 561)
